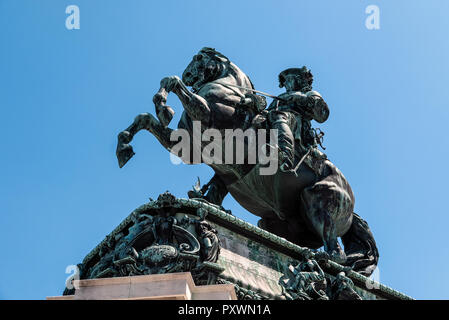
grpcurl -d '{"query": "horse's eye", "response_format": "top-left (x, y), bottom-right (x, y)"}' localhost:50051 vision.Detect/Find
top-left (195, 55), bottom-right (203, 61)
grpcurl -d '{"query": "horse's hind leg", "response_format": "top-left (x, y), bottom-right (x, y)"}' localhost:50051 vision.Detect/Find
top-left (321, 209), bottom-right (345, 262)
top-left (301, 181), bottom-right (353, 264)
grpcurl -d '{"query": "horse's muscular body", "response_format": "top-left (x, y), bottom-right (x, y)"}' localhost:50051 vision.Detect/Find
top-left (116, 48), bottom-right (378, 276)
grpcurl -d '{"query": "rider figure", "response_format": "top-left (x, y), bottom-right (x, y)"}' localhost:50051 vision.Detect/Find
top-left (267, 67), bottom-right (329, 174)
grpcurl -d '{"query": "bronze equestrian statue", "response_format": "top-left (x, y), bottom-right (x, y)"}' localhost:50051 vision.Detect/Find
top-left (116, 47), bottom-right (379, 276)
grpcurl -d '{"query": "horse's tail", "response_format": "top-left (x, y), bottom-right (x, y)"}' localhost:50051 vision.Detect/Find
top-left (341, 212), bottom-right (379, 277)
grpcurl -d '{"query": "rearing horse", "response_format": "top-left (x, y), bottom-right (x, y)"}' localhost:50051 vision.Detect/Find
top-left (116, 47), bottom-right (379, 276)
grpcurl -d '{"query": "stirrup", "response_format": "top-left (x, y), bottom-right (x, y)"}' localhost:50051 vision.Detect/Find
top-left (277, 147), bottom-right (296, 175)
top-left (279, 161), bottom-right (298, 176)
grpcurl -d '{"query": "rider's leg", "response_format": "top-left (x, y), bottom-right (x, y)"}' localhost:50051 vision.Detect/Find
top-left (268, 111), bottom-right (297, 172)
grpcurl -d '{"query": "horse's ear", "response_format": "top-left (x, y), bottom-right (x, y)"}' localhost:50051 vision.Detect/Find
top-left (279, 73), bottom-right (285, 88)
top-left (200, 47), bottom-right (229, 63)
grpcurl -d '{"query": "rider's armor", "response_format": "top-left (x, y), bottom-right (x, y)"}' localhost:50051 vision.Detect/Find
top-left (267, 89), bottom-right (329, 176)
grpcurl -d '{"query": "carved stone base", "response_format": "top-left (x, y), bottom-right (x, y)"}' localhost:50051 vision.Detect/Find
top-left (57, 192), bottom-right (412, 300)
top-left (48, 272), bottom-right (236, 300)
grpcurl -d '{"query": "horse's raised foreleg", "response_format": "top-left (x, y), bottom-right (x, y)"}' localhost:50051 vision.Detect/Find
top-left (116, 113), bottom-right (176, 168)
top-left (154, 76), bottom-right (211, 123)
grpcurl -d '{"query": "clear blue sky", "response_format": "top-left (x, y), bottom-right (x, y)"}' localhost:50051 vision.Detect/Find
top-left (1, 0), bottom-right (448, 299)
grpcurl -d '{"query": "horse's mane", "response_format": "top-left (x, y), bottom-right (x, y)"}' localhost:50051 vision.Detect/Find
top-left (200, 47), bottom-right (255, 90)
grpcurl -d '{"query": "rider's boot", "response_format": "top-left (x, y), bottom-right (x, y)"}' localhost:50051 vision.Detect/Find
top-left (278, 132), bottom-right (297, 174)
top-left (270, 112), bottom-right (297, 174)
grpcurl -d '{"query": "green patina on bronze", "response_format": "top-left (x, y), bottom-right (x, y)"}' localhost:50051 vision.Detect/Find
top-left (116, 47), bottom-right (379, 277)
top-left (71, 48), bottom-right (412, 300)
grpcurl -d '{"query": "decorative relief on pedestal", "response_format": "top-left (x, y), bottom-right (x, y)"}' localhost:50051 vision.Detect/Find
top-left (280, 257), bottom-right (329, 300)
top-left (65, 192), bottom-right (224, 296)
top-left (330, 272), bottom-right (363, 300)
top-left (279, 256), bottom-right (362, 300)
top-left (64, 193), bottom-right (412, 300)
top-left (216, 278), bottom-right (269, 300)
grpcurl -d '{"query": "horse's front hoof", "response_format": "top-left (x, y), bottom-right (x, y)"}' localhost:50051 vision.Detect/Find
top-left (117, 144), bottom-right (135, 168)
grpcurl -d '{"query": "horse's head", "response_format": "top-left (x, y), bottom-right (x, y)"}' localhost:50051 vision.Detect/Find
top-left (182, 47), bottom-right (230, 92)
